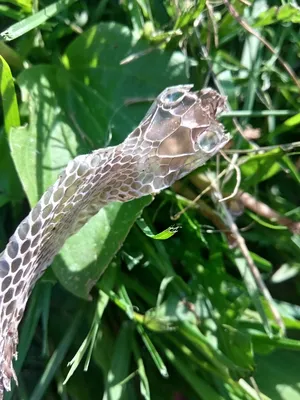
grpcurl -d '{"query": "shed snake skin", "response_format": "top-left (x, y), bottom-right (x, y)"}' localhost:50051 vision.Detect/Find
top-left (0, 85), bottom-right (229, 396)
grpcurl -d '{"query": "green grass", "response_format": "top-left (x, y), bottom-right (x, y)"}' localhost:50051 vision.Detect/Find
top-left (1, 1), bottom-right (300, 399)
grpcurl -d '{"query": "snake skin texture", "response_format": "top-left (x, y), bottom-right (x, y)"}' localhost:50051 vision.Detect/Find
top-left (0, 85), bottom-right (229, 396)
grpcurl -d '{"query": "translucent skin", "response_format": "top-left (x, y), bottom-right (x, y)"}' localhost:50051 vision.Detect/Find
top-left (0, 85), bottom-right (229, 395)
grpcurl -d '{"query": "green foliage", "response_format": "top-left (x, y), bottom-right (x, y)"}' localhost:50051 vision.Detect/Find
top-left (0, 1), bottom-right (300, 400)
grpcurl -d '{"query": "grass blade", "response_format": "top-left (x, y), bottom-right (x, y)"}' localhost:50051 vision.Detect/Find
top-left (30, 309), bottom-right (83, 400)
top-left (0, 0), bottom-right (77, 41)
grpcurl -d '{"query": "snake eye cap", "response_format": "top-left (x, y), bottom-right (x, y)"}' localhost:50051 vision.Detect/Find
top-left (159, 84), bottom-right (194, 107)
top-left (196, 125), bottom-right (230, 154)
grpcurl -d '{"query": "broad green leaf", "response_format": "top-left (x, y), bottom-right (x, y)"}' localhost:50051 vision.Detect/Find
top-left (0, 55), bottom-right (22, 202)
top-left (63, 22), bottom-right (188, 145)
top-left (0, 55), bottom-right (20, 133)
top-left (10, 66), bottom-right (80, 205)
top-left (255, 5), bottom-right (300, 27)
top-left (239, 148), bottom-right (283, 189)
top-left (54, 198), bottom-right (151, 298)
top-left (255, 350), bottom-right (300, 400)
top-left (278, 4), bottom-right (300, 22)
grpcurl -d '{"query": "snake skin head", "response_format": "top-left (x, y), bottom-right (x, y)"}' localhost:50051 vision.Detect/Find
top-left (123, 85), bottom-right (230, 194)
top-left (0, 84), bottom-right (229, 397)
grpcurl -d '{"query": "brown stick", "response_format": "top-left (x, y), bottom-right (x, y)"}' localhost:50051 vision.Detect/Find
top-left (239, 191), bottom-right (300, 234)
top-left (173, 182), bottom-right (236, 246)
top-left (213, 186), bottom-right (285, 333)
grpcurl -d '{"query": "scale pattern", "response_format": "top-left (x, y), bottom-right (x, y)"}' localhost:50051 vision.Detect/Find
top-left (0, 85), bottom-right (229, 396)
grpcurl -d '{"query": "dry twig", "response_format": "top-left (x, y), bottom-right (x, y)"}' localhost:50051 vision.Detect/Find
top-left (213, 185), bottom-right (285, 333)
top-left (172, 182), bottom-right (236, 246)
top-left (239, 191), bottom-right (300, 234)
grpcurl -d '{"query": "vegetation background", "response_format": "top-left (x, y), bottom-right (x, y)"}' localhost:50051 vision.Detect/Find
top-left (1, 0), bottom-right (300, 399)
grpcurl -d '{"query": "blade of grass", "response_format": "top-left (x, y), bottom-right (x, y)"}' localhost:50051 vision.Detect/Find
top-left (221, 110), bottom-right (296, 118)
top-left (41, 283), bottom-right (52, 356)
top-left (30, 309), bottom-right (83, 400)
top-left (0, 0), bottom-right (77, 41)
top-left (64, 264), bottom-right (118, 384)
top-left (163, 345), bottom-right (225, 400)
top-left (132, 339), bottom-right (151, 400)
top-left (136, 324), bottom-right (168, 378)
top-left (6, 284), bottom-right (46, 400)
top-left (102, 322), bottom-right (134, 400)
top-left (235, 255), bottom-right (273, 337)
top-left (137, 218), bottom-right (180, 240)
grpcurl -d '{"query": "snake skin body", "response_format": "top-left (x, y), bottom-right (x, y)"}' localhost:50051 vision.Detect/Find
top-left (0, 85), bottom-right (228, 395)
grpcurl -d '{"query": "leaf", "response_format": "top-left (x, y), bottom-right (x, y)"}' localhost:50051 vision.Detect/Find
top-left (173, 1), bottom-right (206, 29)
top-left (6, 283), bottom-right (47, 400)
top-left (30, 309), bottom-right (83, 400)
top-left (255, 350), bottom-right (300, 400)
top-left (163, 346), bottom-right (226, 400)
top-left (0, 55), bottom-right (22, 202)
top-left (234, 254), bottom-right (273, 336)
top-left (137, 218), bottom-right (180, 240)
top-left (268, 113), bottom-right (300, 140)
top-left (10, 66), bottom-right (79, 206)
top-left (179, 322), bottom-right (237, 375)
top-left (0, 0), bottom-right (77, 41)
top-left (250, 252), bottom-right (273, 272)
top-left (255, 5), bottom-right (300, 27)
top-left (63, 22), bottom-right (188, 145)
top-left (132, 339), bottom-right (151, 400)
top-left (239, 148), bottom-right (283, 189)
top-left (221, 324), bottom-right (254, 373)
top-left (54, 198), bottom-right (152, 299)
top-left (271, 263), bottom-right (299, 284)
top-left (0, 55), bottom-right (20, 133)
top-left (137, 325), bottom-right (169, 378)
top-left (63, 264), bottom-right (118, 384)
top-left (102, 322), bottom-right (134, 400)
top-left (5, 0), bottom-right (32, 13)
